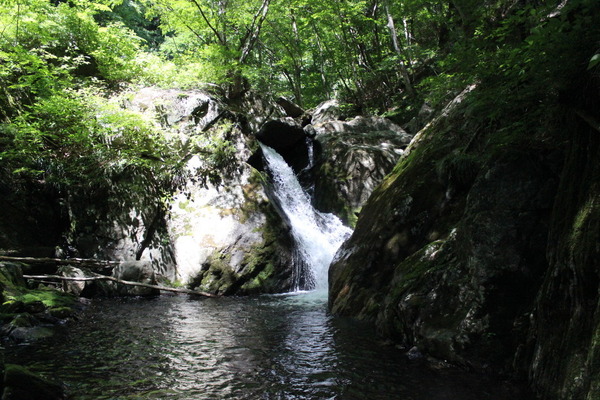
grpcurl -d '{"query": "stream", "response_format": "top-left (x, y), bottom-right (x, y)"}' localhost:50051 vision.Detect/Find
top-left (5, 144), bottom-right (529, 399)
top-left (5, 292), bottom-right (526, 400)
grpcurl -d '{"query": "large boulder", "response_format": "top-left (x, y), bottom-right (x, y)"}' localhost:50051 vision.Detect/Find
top-left (167, 116), bottom-right (296, 295)
top-left (112, 261), bottom-right (159, 297)
top-left (126, 87), bottom-right (223, 134)
top-left (310, 116), bottom-right (412, 226)
top-left (311, 99), bottom-right (342, 125)
top-left (168, 163), bottom-right (295, 295)
top-left (526, 113), bottom-right (600, 399)
top-left (328, 85), bottom-right (559, 374)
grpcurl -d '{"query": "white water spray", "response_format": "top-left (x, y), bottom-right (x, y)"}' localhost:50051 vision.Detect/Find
top-left (261, 144), bottom-right (352, 291)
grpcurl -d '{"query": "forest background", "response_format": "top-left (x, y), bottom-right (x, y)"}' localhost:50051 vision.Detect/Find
top-left (0, 0), bottom-right (598, 200)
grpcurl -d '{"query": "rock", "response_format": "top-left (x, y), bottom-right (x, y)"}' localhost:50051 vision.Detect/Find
top-left (7, 326), bottom-right (54, 343)
top-left (236, 93), bottom-right (286, 134)
top-left (58, 266), bottom-right (113, 298)
top-left (0, 301), bottom-right (25, 315)
top-left (0, 263), bottom-right (26, 292)
top-left (256, 118), bottom-right (305, 150)
top-left (3, 364), bottom-right (65, 400)
top-left (1, 313), bottom-right (55, 343)
top-left (57, 266), bottom-right (87, 296)
top-left (405, 102), bottom-right (434, 134)
top-left (406, 346), bottom-right (423, 360)
top-left (167, 110), bottom-right (297, 295)
top-left (23, 301), bottom-right (45, 314)
top-left (168, 159), bottom-right (295, 295)
top-left (328, 85), bottom-right (558, 373)
top-left (311, 99), bottom-right (341, 125)
top-left (127, 87), bottom-right (223, 133)
top-left (311, 116), bottom-right (412, 226)
top-left (112, 261), bottom-right (159, 297)
top-left (311, 115), bottom-right (412, 140)
top-left (276, 97), bottom-right (304, 118)
top-left (252, 118), bottom-right (312, 175)
top-left (525, 114), bottom-right (600, 399)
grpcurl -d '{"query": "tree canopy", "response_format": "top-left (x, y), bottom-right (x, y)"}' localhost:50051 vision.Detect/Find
top-left (0, 0), bottom-right (598, 199)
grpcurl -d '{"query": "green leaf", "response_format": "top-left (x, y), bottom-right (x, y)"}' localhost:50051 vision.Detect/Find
top-left (588, 54), bottom-right (600, 70)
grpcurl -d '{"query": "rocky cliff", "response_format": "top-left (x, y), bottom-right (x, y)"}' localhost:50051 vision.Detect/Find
top-left (329, 81), bottom-right (600, 398)
top-left (0, 89), bottom-right (409, 297)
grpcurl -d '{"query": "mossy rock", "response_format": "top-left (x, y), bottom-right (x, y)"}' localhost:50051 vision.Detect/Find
top-left (0, 263), bottom-right (26, 298)
top-left (3, 364), bottom-right (65, 400)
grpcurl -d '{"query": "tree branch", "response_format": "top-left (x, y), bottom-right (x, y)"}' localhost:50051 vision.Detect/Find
top-left (189, 0), bottom-right (226, 46)
top-left (0, 255), bottom-right (119, 271)
top-left (23, 274), bottom-right (218, 298)
top-left (239, 0), bottom-right (271, 64)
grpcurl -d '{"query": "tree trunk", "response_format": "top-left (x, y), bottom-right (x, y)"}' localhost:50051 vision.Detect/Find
top-left (384, 2), bottom-right (415, 97)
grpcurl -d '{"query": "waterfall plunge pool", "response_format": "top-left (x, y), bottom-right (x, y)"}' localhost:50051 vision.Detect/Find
top-left (5, 292), bottom-right (529, 399)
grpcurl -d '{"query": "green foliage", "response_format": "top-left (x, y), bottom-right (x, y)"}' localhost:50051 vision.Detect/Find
top-left (0, 0), bottom-right (598, 212)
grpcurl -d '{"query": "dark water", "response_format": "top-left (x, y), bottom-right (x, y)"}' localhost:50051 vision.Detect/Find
top-left (5, 292), bottom-right (527, 399)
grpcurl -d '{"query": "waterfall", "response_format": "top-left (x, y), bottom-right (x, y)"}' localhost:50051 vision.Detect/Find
top-left (261, 144), bottom-right (352, 291)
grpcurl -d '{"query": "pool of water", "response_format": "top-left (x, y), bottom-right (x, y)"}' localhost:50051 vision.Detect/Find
top-left (5, 292), bottom-right (528, 399)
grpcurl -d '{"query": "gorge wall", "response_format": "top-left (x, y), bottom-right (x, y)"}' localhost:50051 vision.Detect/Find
top-left (328, 82), bottom-right (600, 399)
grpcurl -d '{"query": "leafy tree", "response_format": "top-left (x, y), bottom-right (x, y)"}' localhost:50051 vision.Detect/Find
top-left (144, 0), bottom-right (271, 98)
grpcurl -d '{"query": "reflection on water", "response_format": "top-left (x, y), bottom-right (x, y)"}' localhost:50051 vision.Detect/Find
top-left (5, 292), bottom-right (527, 399)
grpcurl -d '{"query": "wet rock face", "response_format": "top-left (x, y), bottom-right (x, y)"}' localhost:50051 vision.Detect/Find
top-left (328, 87), bottom-right (560, 373)
top-left (65, 89), bottom-right (296, 296)
top-left (167, 163), bottom-right (296, 295)
top-left (253, 118), bottom-right (311, 174)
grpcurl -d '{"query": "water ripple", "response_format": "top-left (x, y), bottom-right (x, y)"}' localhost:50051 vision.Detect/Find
top-left (5, 293), bottom-right (528, 400)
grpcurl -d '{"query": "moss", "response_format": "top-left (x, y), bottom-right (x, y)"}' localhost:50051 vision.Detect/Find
top-left (436, 151), bottom-right (481, 190)
top-left (240, 262), bottom-right (275, 292)
top-left (10, 287), bottom-right (76, 309)
top-left (0, 263), bottom-right (26, 298)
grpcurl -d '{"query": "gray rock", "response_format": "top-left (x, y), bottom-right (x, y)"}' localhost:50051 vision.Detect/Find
top-left (311, 99), bottom-right (341, 125)
top-left (276, 97), bottom-right (304, 118)
top-left (311, 116), bottom-right (412, 226)
top-left (328, 85), bottom-right (558, 374)
top-left (112, 261), bottom-right (159, 297)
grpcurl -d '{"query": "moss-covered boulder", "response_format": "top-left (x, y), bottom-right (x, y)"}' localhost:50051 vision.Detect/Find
top-left (329, 85), bottom-right (560, 373)
top-left (0, 262), bottom-right (78, 342)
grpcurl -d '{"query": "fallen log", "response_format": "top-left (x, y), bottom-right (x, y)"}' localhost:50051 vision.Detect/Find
top-left (23, 274), bottom-right (218, 298)
top-left (0, 256), bottom-right (119, 271)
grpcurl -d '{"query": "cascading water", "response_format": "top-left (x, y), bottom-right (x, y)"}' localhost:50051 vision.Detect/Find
top-left (261, 144), bottom-right (352, 291)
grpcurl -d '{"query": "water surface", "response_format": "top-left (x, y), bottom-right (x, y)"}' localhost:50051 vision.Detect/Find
top-left (6, 292), bottom-right (527, 399)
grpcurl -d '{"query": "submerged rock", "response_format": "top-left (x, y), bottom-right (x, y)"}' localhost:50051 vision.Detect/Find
top-left (3, 364), bottom-right (65, 400)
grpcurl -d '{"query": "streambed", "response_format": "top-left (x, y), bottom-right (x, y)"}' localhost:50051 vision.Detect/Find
top-left (5, 292), bottom-right (528, 399)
